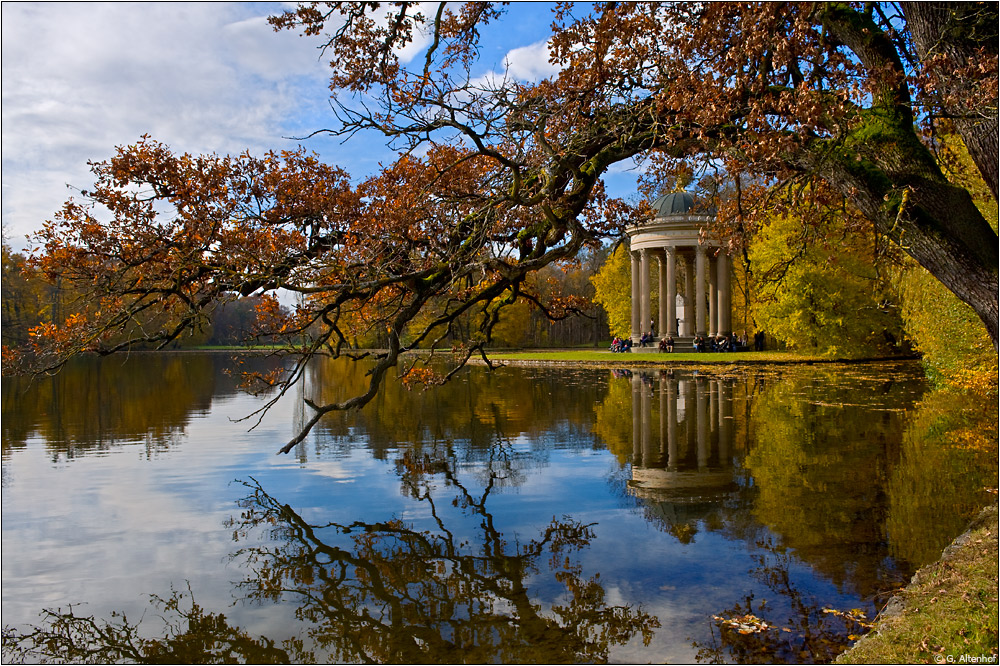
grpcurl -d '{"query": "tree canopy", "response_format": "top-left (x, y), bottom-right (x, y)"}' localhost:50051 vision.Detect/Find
top-left (749, 210), bottom-right (906, 358)
top-left (5, 2), bottom-right (997, 453)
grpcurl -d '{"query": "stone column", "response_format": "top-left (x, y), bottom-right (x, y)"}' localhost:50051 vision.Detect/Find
top-left (683, 253), bottom-right (695, 336)
top-left (639, 248), bottom-right (651, 340)
top-left (696, 377), bottom-right (709, 469)
top-left (665, 247), bottom-right (677, 336)
top-left (641, 374), bottom-right (654, 466)
top-left (632, 372), bottom-right (642, 465)
top-left (695, 245), bottom-right (707, 336)
top-left (708, 254), bottom-right (718, 337)
top-left (656, 250), bottom-right (668, 338)
top-left (718, 379), bottom-right (731, 465)
top-left (666, 375), bottom-right (678, 470)
top-left (717, 252), bottom-right (731, 336)
top-left (630, 250), bottom-right (640, 341)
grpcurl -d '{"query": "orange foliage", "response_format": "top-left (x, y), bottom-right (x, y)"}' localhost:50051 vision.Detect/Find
top-left (399, 366), bottom-right (445, 391)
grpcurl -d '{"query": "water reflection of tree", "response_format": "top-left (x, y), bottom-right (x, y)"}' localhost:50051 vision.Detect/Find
top-left (742, 365), bottom-right (927, 598)
top-left (1, 354), bottom-right (215, 459)
top-left (298, 357), bottom-right (609, 467)
top-left (1, 353), bottom-right (292, 460)
top-left (886, 384), bottom-right (1000, 567)
top-left (4, 446), bottom-right (657, 663)
top-left (2, 584), bottom-right (311, 664)
top-left (228, 449), bottom-right (659, 664)
top-left (598, 365), bottom-right (946, 663)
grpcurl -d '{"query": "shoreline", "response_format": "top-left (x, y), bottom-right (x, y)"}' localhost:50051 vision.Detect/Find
top-left (113, 347), bottom-right (925, 368)
top-left (457, 348), bottom-right (923, 370)
top-left (836, 503), bottom-right (999, 664)
top-left (465, 353), bottom-right (922, 369)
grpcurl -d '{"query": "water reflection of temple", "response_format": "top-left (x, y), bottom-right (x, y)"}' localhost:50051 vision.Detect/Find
top-left (628, 370), bottom-right (740, 534)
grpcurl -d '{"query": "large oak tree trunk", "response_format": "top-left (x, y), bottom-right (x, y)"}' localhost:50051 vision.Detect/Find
top-left (819, 154), bottom-right (999, 346)
top-left (805, 121), bottom-right (1000, 348)
top-left (817, 2), bottom-right (999, 349)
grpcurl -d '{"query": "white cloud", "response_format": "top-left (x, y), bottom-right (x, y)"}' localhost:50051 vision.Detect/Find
top-left (503, 39), bottom-right (560, 82)
top-left (467, 38), bottom-right (561, 93)
top-left (1, 2), bottom-right (331, 247)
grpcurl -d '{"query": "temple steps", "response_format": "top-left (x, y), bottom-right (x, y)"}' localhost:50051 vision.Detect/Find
top-left (630, 336), bottom-right (696, 353)
top-left (628, 336), bottom-right (745, 354)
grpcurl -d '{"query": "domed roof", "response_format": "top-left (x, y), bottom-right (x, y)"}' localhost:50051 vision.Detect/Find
top-left (649, 190), bottom-right (716, 217)
top-left (651, 191), bottom-right (696, 216)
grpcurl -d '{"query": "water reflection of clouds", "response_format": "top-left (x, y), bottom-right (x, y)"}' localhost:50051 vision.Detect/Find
top-left (1, 375), bottom-right (313, 636)
top-left (297, 460), bottom-right (355, 481)
top-left (588, 529), bottom-right (752, 663)
top-left (1, 438), bottom-right (242, 628)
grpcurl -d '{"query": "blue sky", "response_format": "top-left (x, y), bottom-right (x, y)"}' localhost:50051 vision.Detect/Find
top-left (1, 2), bottom-right (646, 251)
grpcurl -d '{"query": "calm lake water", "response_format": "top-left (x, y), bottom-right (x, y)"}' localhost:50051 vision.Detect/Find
top-left (2, 353), bottom-right (996, 663)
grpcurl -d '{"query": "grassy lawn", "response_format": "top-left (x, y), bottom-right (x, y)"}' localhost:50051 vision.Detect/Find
top-left (187, 346), bottom-right (838, 363)
top-left (191, 344), bottom-right (293, 351)
top-left (183, 340), bottom-right (920, 366)
top-left (837, 505), bottom-right (999, 664)
top-left (481, 349), bottom-right (839, 364)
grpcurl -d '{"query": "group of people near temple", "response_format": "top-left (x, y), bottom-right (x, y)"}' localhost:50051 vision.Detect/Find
top-left (609, 331), bottom-right (763, 353)
top-left (692, 334), bottom-right (740, 352)
top-left (609, 336), bottom-right (633, 353)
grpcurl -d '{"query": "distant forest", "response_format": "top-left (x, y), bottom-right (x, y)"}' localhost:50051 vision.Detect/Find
top-left (2, 244), bottom-right (610, 350)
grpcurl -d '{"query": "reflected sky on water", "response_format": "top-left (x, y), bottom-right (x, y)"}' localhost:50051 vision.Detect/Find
top-left (2, 353), bottom-right (995, 663)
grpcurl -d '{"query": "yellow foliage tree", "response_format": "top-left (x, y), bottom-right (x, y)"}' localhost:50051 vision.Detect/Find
top-left (896, 133), bottom-right (999, 393)
top-left (749, 212), bottom-right (906, 358)
top-left (590, 245), bottom-right (632, 339)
